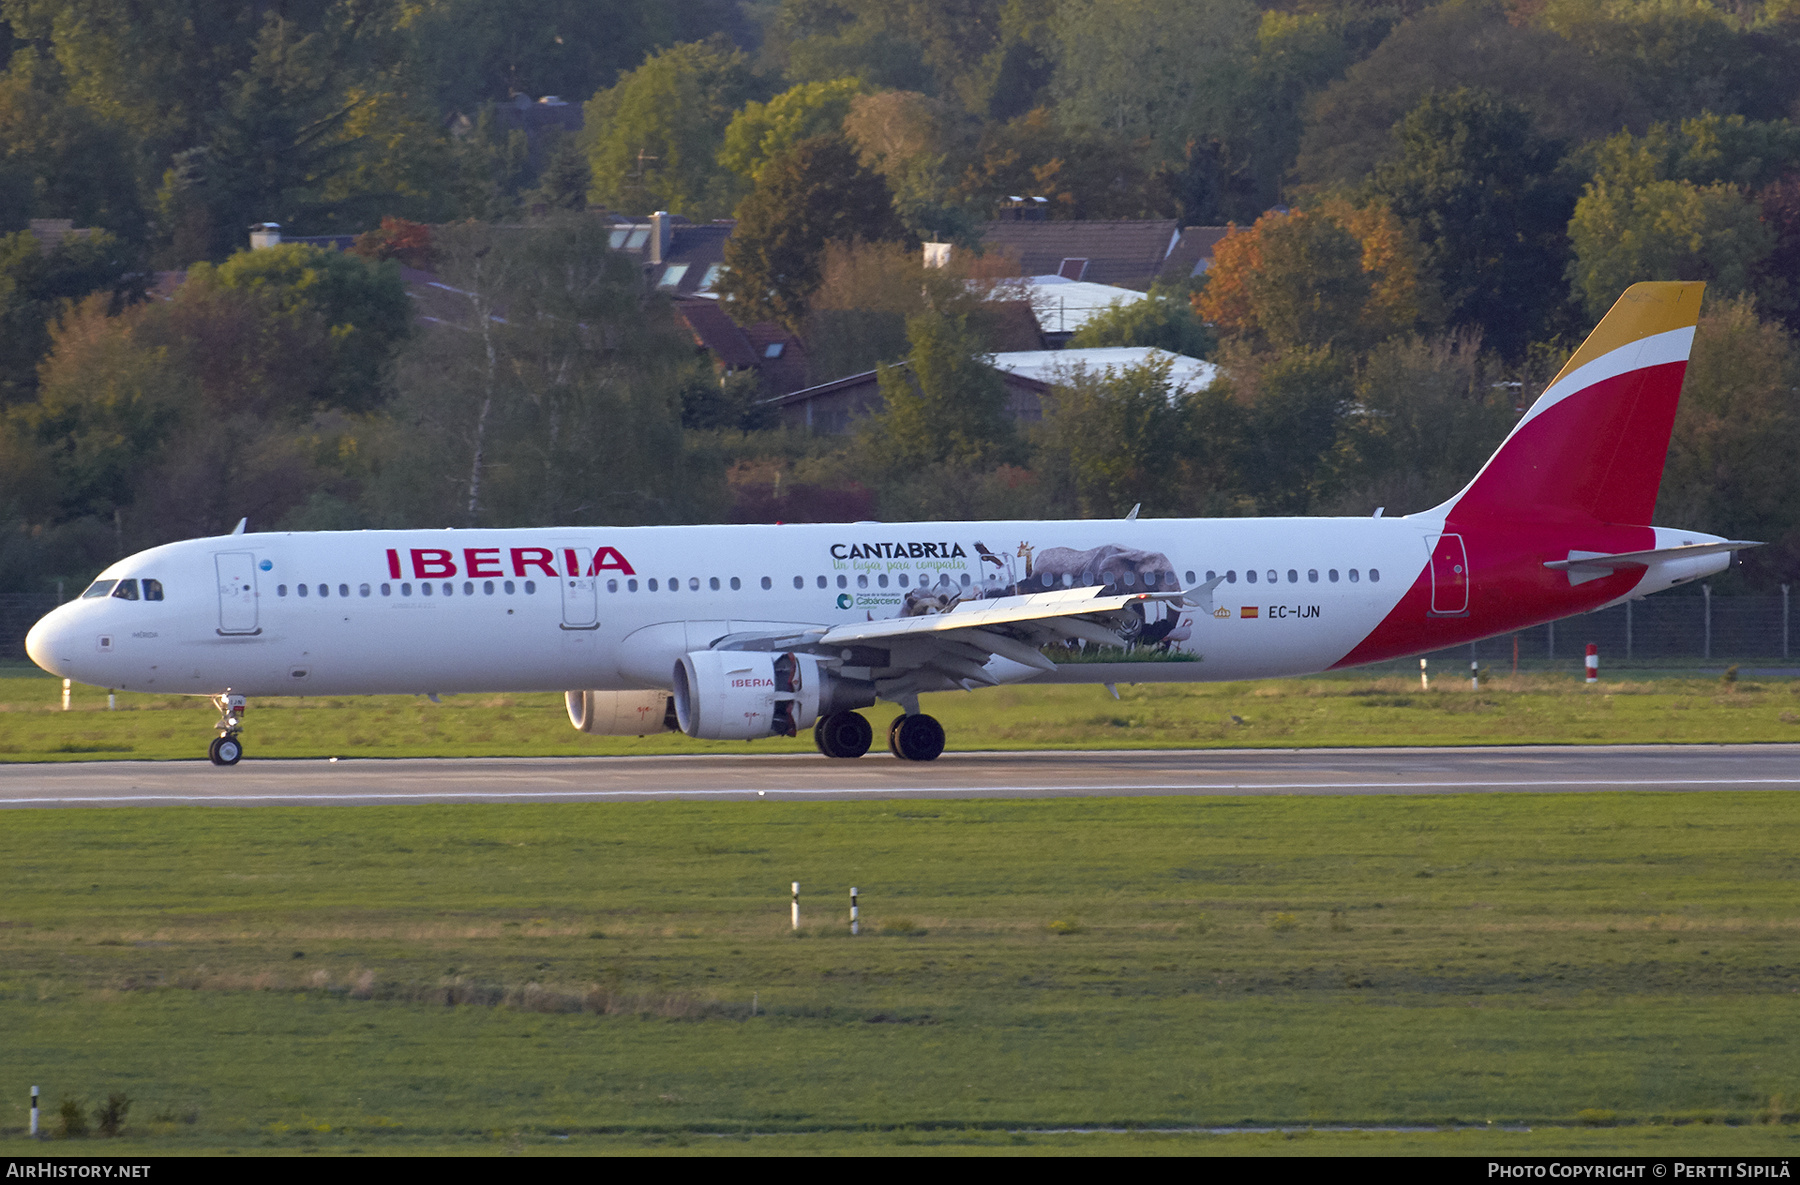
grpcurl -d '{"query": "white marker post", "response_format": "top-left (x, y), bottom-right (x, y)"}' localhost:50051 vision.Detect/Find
top-left (61, 679), bottom-right (69, 711)
top-left (1470, 661), bottom-right (1479, 691)
top-left (30, 1085), bottom-right (38, 1137)
top-left (1419, 658), bottom-right (1429, 691)
top-left (108, 690), bottom-right (116, 711)
top-left (850, 887), bottom-right (859, 936)
top-left (791, 882), bottom-right (800, 931)
top-left (1586, 643), bottom-right (1598, 685)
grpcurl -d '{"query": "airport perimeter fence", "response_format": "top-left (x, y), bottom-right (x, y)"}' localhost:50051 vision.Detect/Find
top-left (1, 589), bottom-right (1795, 670)
top-left (1407, 588), bottom-right (1798, 673)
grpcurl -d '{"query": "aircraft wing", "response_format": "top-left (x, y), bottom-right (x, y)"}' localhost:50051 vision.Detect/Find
top-left (818, 587), bottom-right (1188, 696)
top-left (712, 585), bottom-right (1200, 701)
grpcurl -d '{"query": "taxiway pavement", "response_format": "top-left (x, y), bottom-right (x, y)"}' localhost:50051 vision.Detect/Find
top-left (0, 744), bottom-right (1797, 807)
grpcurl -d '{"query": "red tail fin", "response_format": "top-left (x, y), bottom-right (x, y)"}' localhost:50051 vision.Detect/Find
top-left (1443, 281), bottom-right (1704, 528)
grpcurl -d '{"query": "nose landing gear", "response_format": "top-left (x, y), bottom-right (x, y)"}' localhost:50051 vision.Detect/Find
top-left (209, 693), bottom-right (246, 766)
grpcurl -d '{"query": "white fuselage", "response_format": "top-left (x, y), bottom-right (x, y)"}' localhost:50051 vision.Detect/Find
top-left (28, 518), bottom-right (1469, 698)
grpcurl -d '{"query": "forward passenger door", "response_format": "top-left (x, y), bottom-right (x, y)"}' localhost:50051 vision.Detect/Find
top-left (214, 551), bottom-right (260, 635)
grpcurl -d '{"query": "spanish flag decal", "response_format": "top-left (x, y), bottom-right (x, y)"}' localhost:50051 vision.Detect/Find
top-left (1241, 606), bottom-right (1259, 618)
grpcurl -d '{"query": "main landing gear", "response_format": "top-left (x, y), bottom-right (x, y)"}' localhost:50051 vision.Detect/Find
top-left (812, 710), bottom-right (945, 760)
top-left (209, 692), bottom-right (246, 766)
top-left (814, 710), bottom-right (873, 759)
top-left (887, 713), bottom-right (945, 762)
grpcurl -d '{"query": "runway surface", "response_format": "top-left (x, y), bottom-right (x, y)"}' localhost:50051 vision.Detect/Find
top-left (1, 744), bottom-right (1798, 807)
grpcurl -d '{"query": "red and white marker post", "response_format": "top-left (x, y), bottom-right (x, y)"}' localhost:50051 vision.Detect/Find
top-left (1585, 643), bottom-right (1599, 685)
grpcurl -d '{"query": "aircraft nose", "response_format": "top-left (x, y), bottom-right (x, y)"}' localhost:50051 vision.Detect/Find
top-left (24, 605), bottom-right (74, 678)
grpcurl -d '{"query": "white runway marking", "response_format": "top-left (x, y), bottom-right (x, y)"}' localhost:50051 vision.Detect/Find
top-left (4, 746), bottom-right (1800, 807)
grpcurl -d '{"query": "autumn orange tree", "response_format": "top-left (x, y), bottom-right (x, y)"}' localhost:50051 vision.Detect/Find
top-left (1194, 203), bottom-right (1434, 351)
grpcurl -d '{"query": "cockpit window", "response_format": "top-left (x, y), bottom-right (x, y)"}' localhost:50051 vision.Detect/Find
top-left (81, 580), bottom-right (117, 599)
top-left (111, 579), bottom-right (140, 601)
top-left (143, 579), bottom-right (164, 601)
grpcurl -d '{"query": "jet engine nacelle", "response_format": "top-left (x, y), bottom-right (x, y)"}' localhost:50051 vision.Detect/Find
top-left (565, 689), bottom-right (675, 735)
top-left (672, 650), bottom-right (873, 740)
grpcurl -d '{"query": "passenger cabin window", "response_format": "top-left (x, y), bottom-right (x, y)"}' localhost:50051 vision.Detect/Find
top-left (709, 577), bottom-right (720, 591)
top-left (857, 575), bottom-right (868, 588)
top-left (1370, 568), bottom-right (1381, 582)
top-left (1246, 570), bottom-right (1257, 584)
top-left (1225, 570), bottom-right (1237, 583)
top-left (381, 583), bottom-right (392, 596)
top-left (359, 584), bottom-right (371, 597)
top-left (730, 577), bottom-right (741, 590)
top-left (817, 575), bottom-right (827, 589)
top-left (1287, 570), bottom-right (1298, 583)
top-left (1349, 569), bottom-right (1360, 582)
top-left (523, 580), bottom-right (536, 594)
top-left (277, 584), bottom-right (288, 596)
top-left (793, 576), bottom-right (804, 589)
top-left (82, 580), bottom-right (117, 598)
top-left (760, 577), bottom-right (772, 590)
top-left (111, 579), bottom-right (139, 600)
top-left (1328, 570), bottom-right (1339, 582)
top-left (298, 584), bottom-right (310, 597)
top-left (1308, 569), bottom-right (1318, 583)
top-left (1186, 570), bottom-right (1197, 584)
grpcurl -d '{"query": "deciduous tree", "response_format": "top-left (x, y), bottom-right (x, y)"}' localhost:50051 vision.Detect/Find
top-left (582, 37), bottom-right (759, 218)
top-left (1369, 88), bottom-right (1576, 358)
top-left (715, 135), bottom-right (908, 332)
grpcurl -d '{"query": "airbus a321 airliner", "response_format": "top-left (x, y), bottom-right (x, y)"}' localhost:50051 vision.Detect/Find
top-left (26, 281), bottom-right (1754, 765)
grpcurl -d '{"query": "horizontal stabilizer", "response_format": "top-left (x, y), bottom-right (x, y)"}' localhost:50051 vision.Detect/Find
top-left (1544, 541), bottom-right (1761, 586)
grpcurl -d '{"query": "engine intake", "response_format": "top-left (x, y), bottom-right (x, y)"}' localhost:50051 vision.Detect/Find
top-left (565, 690), bottom-right (676, 735)
top-left (672, 650), bottom-right (872, 740)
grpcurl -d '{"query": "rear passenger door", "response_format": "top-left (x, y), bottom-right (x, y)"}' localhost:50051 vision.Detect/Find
top-left (1426, 534), bottom-right (1469, 616)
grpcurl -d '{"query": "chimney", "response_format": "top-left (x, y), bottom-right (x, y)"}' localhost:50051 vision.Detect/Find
top-left (650, 211), bottom-right (672, 266)
top-left (923, 242), bottom-right (952, 268)
top-left (249, 222), bottom-right (281, 250)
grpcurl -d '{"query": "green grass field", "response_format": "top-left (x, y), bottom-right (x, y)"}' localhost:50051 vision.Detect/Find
top-left (2, 793), bottom-right (1799, 1155)
top-left (5, 664), bottom-right (1800, 761)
